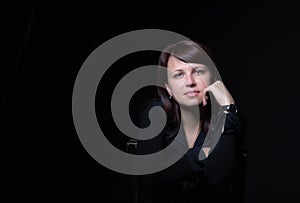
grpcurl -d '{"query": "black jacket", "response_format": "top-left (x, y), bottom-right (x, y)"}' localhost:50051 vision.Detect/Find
top-left (130, 99), bottom-right (246, 203)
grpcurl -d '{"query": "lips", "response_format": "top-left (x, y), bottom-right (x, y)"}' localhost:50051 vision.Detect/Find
top-left (184, 90), bottom-right (200, 97)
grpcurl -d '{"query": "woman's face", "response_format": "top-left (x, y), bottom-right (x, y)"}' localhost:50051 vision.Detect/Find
top-left (165, 55), bottom-right (212, 107)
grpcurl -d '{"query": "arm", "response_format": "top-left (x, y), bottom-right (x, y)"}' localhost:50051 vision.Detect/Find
top-left (135, 100), bottom-right (243, 198)
top-left (195, 111), bottom-right (242, 187)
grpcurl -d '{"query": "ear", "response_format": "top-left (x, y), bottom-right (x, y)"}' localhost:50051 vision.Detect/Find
top-left (165, 83), bottom-right (172, 96)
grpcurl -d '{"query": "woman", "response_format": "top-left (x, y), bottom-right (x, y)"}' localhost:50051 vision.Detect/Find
top-left (134, 40), bottom-right (244, 203)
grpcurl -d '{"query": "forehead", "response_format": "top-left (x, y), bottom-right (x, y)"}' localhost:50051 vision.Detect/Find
top-left (167, 55), bottom-right (208, 70)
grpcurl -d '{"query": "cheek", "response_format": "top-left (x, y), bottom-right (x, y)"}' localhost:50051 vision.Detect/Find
top-left (168, 81), bottom-right (183, 93)
top-left (198, 73), bottom-right (213, 87)
top-left (196, 77), bottom-right (209, 88)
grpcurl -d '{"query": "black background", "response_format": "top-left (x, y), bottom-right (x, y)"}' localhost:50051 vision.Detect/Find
top-left (1, 0), bottom-right (299, 202)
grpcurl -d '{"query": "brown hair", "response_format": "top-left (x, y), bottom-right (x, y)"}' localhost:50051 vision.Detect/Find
top-left (157, 40), bottom-right (219, 139)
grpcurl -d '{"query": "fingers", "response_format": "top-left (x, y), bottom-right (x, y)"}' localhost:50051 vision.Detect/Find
top-left (202, 80), bottom-right (223, 106)
top-left (203, 95), bottom-right (209, 106)
top-left (203, 94), bottom-right (207, 106)
top-left (202, 87), bottom-right (210, 106)
top-left (203, 80), bottom-right (234, 106)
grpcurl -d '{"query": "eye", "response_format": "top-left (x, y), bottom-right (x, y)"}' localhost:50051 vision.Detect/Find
top-left (194, 69), bottom-right (205, 75)
top-left (174, 72), bottom-right (183, 78)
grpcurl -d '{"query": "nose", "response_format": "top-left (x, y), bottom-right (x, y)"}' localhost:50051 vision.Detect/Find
top-left (186, 74), bottom-right (196, 87)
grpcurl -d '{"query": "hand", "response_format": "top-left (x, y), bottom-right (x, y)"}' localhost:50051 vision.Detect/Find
top-left (202, 80), bottom-right (235, 106)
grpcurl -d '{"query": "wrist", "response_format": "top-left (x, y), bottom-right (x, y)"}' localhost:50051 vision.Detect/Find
top-left (220, 104), bottom-right (238, 113)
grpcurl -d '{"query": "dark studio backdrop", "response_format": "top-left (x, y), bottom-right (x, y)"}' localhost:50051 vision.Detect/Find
top-left (1, 0), bottom-right (299, 202)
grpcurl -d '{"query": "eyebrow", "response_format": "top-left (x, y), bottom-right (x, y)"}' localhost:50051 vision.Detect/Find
top-left (173, 66), bottom-right (206, 72)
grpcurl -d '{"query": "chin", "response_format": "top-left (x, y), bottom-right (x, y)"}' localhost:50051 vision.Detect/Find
top-left (178, 99), bottom-right (201, 107)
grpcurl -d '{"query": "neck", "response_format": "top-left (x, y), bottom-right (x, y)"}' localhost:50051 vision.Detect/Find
top-left (180, 105), bottom-right (201, 128)
top-left (180, 105), bottom-right (201, 148)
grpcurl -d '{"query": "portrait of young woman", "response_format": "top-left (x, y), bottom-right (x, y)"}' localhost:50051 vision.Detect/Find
top-left (128, 40), bottom-right (247, 203)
